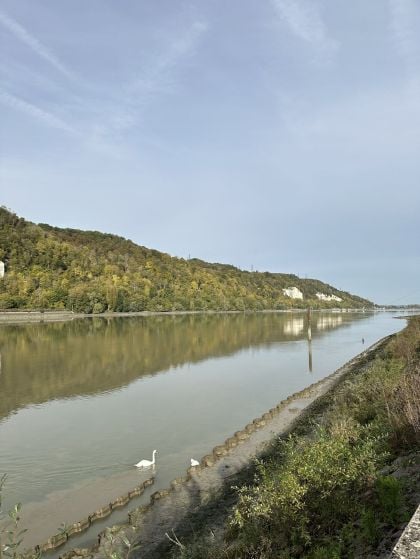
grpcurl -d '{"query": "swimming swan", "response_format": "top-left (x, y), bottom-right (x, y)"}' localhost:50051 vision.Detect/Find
top-left (190, 458), bottom-right (199, 466)
top-left (135, 450), bottom-right (157, 468)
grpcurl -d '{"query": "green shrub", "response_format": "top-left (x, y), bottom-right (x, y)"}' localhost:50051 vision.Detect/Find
top-left (331, 358), bottom-right (405, 428)
top-left (388, 366), bottom-right (420, 450)
top-left (375, 475), bottom-right (404, 524)
top-left (228, 424), bottom-right (387, 557)
top-left (360, 507), bottom-right (380, 546)
top-left (307, 541), bottom-right (342, 559)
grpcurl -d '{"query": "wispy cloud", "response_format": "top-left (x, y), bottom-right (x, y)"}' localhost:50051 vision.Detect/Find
top-left (270, 0), bottom-right (338, 61)
top-left (0, 10), bottom-right (74, 79)
top-left (0, 90), bottom-right (75, 134)
top-left (0, 13), bottom-right (207, 157)
top-left (121, 21), bottom-right (208, 128)
top-left (389, 0), bottom-right (420, 72)
top-left (280, 82), bottom-right (420, 162)
top-left (88, 20), bottom-right (208, 145)
top-left (154, 21), bottom-right (208, 74)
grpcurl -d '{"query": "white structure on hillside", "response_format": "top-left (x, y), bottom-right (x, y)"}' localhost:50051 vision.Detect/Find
top-left (282, 286), bottom-right (303, 300)
top-left (316, 292), bottom-right (342, 302)
top-left (0, 261), bottom-right (4, 278)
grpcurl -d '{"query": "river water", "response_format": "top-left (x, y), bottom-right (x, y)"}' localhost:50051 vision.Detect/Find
top-left (0, 311), bottom-right (406, 550)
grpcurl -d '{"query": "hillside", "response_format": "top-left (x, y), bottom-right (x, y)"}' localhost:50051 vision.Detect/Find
top-left (0, 207), bottom-right (372, 312)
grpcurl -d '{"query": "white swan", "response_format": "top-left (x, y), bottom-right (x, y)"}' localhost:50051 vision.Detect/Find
top-left (190, 458), bottom-right (199, 467)
top-left (135, 450), bottom-right (157, 468)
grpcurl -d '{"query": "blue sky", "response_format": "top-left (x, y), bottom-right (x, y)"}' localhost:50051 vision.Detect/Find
top-left (0, 0), bottom-right (419, 305)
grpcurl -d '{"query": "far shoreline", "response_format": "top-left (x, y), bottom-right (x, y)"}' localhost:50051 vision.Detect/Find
top-left (0, 307), bottom-right (379, 324)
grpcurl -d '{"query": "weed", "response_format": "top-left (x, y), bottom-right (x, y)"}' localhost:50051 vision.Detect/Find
top-left (360, 507), bottom-right (380, 546)
top-left (101, 527), bottom-right (141, 559)
top-left (307, 541), bottom-right (342, 559)
top-left (375, 476), bottom-right (404, 525)
top-left (0, 476), bottom-right (41, 559)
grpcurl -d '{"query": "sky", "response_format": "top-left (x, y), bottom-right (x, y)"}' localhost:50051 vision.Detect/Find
top-left (0, 0), bottom-right (419, 305)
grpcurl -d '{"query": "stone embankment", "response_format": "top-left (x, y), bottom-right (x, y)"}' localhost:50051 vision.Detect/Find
top-left (391, 505), bottom-right (420, 559)
top-left (48, 336), bottom-right (390, 559)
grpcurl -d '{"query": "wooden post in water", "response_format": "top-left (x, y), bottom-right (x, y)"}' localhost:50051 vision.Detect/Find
top-left (307, 307), bottom-right (312, 341)
top-left (307, 307), bottom-right (313, 373)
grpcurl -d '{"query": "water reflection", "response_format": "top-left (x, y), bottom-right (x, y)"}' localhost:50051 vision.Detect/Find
top-left (0, 313), bottom-right (365, 422)
top-left (283, 317), bottom-right (304, 336)
top-left (316, 315), bottom-right (343, 330)
top-left (308, 338), bottom-right (313, 372)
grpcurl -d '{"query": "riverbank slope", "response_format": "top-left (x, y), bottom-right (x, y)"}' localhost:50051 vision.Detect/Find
top-left (162, 316), bottom-right (420, 559)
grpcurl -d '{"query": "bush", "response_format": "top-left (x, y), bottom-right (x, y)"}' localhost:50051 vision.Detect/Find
top-left (331, 357), bottom-right (405, 427)
top-left (227, 424), bottom-right (387, 557)
top-left (388, 365), bottom-right (420, 449)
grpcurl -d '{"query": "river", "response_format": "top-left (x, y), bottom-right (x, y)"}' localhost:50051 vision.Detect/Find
top-left (0, 311), bottom-right (406, 551)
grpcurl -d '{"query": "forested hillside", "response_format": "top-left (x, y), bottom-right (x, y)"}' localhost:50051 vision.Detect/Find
top-left (0, 207), bottom-right (372, 312)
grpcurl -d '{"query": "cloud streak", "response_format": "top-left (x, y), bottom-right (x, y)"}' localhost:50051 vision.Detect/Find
top-left (270, 0), bottom-right (338, 61)
top-left (122, 21), bottom-right (208, 126)
top-left (1, 11), bottom-right (207, 158)
top-left (389, 0), bottom-right (420, 71)
top-left (0, 10), bottom-right (74, 79)
top-left (89, 20), bottom-right (208, 145)
top-left (0, 90), bottom-right (75, 134)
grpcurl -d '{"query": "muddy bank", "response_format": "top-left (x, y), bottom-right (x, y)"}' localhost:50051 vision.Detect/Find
top-left (53, 336), bottom-right (391, 559)
top-left (11, 473), bottom-right (155, 551)
top-left (0, 311), bottom-right (78, 323)
top-left (0, 310), bottom-right (290, 325)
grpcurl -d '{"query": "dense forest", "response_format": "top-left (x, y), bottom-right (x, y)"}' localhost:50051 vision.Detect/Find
top-left (0, 207), bottom-right (372, 312)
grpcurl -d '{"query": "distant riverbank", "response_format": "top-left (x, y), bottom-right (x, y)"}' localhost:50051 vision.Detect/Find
top-left (0, 307), bottom-right (377, 324)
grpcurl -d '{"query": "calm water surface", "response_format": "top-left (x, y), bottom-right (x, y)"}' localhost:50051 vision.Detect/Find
top-left (0, 311), bottom-right (405, 548)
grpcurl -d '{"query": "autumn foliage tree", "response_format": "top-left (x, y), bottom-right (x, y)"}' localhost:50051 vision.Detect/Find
top-left (0, 207), bottom-right (372, 312)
